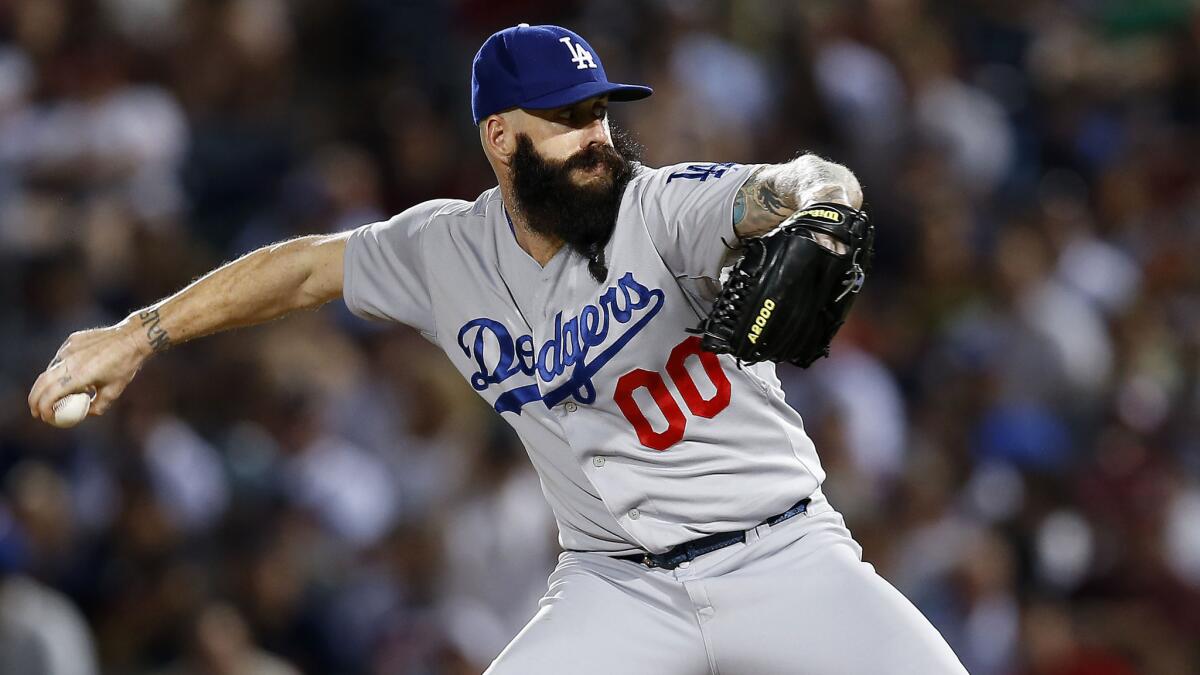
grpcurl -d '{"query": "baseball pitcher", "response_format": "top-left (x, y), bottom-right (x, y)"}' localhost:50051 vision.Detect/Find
top-left (29, 24), bottom-right (967, 675)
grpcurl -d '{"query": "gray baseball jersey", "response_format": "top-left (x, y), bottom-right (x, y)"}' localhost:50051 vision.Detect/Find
top-left (343, 161), bottom-right (825, 555)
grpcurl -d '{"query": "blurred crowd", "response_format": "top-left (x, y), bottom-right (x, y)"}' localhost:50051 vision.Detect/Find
top-left (0, 0), bottom-right (1198, 673)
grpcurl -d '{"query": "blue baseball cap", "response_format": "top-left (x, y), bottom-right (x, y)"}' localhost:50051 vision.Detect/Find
top-left (471, 24), bottom-right (653, 125)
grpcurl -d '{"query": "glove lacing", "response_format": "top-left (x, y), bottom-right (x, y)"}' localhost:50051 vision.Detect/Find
top-left (689, 241), bottom-right (767, 367)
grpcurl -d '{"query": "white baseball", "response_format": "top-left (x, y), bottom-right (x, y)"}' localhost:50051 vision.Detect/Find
top-left (52, 392), bottom-right (92, 428)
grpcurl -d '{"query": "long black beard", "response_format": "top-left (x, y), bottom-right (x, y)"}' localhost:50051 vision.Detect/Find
top-left (510, 124), bottom-right (643, 282)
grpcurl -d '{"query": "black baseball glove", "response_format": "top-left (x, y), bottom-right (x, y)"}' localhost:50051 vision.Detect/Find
top-left (692, 202), bottom-right (874, 368)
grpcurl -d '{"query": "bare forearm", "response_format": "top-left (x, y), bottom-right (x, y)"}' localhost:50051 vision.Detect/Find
top-left (733, 155), bottom-right (863, 238)
top-left (124, 233), bottom-right (348, 356)
top-left (28, 232), bottom-right (349, 422)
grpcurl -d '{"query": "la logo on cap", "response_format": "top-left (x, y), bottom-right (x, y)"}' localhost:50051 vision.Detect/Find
top-left (559, 36), bottom-right (596, 70)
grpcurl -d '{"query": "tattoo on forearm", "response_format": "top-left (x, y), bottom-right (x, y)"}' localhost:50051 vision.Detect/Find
top-left (753, 181), bottom-right (794, 218)
top-left (139, 309), bottom-right (172, 353)
top-left (733, 169), bottom-right (799, 236)
top-left (732, 157), bottom-right (861, 237)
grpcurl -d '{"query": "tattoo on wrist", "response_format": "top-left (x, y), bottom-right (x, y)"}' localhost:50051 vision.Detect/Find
top-left (138, 309), bottom-right (172, 353)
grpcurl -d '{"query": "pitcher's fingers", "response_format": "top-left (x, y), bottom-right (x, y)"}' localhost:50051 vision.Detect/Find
top-left (33, 364), bottom-right (85, 423)
top-left (90, 386), bottom-right (118, 417)
top-left (28, 367), bottom-right (62, 420)
top-left (30, 351), bottom-right (70, 416)
top-left (32, 372), bottom-right (64, 422)
top-left (28, 370), bottom-right (49, 418)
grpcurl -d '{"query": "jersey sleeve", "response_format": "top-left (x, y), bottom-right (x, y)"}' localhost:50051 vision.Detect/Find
top-left (343, 200), bottom-right (451, 336)
top-left (636, 162), bottom-right (763, 282)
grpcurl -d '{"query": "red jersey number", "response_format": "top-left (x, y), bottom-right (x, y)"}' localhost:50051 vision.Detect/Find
top-left (613, 336), bottom-right (732, 451)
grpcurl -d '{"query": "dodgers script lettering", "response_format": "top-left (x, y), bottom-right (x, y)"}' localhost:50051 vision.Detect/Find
top-left (457, 272), bottom-right (666, 414)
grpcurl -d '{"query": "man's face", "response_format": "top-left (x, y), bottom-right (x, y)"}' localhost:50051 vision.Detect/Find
top-left (504, 96), bottom-right (642, 282)
top-left (515, 95), bottom-right (616, 187)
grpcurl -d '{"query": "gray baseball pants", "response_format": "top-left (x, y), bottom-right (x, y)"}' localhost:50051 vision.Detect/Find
top-left (485, 493), bottom-right (967, 675)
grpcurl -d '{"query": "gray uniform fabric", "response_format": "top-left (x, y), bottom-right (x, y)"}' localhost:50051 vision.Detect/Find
top-left (484, 495), bottom-right (967, 675)
top-left (345, 162), bottom-right (824, 555)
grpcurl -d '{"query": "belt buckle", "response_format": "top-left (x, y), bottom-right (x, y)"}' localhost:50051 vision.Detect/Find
top-left (642, 553), bottom-right (657, 569)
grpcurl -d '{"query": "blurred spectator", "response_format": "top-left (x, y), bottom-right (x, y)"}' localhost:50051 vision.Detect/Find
top-left (439, 431), bottom-right (556, 668)
top-left (152, 602), bottom-right (298, 675)
top-left (0, 502), bottom-right (99, 675)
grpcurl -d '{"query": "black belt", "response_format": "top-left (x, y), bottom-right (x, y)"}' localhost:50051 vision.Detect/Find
top-left (617, 498), bottom-right (811, 570)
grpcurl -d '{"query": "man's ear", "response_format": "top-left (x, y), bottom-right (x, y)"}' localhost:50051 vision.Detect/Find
top-left (483, 114), bottom-right (517, 167)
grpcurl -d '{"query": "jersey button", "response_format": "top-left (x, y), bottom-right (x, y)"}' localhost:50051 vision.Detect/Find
top-left (564, 401), bottom-right (579, 413)
top-left (628, 508), bottom-right (640, 520)
top-left (592, 456), bottom-right (606, 467)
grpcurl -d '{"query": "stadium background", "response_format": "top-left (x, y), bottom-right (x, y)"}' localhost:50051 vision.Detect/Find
top-left (1, 0), bottom-right (1199, 673)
